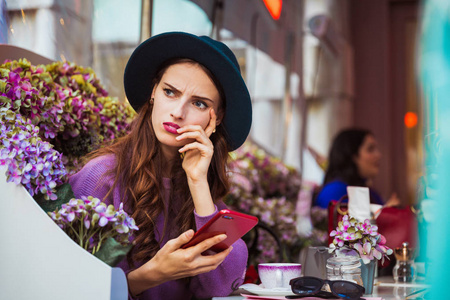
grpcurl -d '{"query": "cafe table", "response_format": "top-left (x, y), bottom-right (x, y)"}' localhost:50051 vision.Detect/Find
top-left (213, 276), bottom-right (429, 300)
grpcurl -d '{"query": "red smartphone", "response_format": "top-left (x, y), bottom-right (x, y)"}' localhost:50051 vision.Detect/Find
top-left (181, 209), bottom-right (258, 252)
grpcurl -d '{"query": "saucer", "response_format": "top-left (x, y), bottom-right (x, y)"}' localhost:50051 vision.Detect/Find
top-left (240, 294), bottom-right (288, 300)
top-left (239, 283), bottom-right (296, 296)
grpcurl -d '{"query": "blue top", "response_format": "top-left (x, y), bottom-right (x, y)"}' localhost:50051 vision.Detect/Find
top-left (315, 180), bottom-right (384, 208)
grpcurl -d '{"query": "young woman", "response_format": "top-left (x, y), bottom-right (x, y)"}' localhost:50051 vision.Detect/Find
top-left (69, 32), bottom-right (252, 299)
top-left (315, 128), bottom-right (399, 208)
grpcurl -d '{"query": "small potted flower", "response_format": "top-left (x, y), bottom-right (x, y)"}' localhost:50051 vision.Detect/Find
top-left (49, 196), bottom-right (139, 266)
top-left (329, 215), bottom-right (393, 294)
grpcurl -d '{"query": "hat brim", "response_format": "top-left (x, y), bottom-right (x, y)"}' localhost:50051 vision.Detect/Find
top-left (124, 32), bottom-right (252, 151)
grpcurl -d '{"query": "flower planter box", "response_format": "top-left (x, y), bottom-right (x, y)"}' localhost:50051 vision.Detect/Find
top-left (0, 169), bottom-right (128, 299)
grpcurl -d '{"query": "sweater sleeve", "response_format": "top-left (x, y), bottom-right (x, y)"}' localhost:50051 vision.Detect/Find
top-left (189, 201), bottom-right (248, 298)
top-left (68, 155), bottom-right (122, 208)
top-left (315, 181), bottom-right (348, 208)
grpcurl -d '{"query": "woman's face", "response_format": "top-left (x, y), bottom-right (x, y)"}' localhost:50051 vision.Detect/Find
top-left (353, 135), bottom-right (381, 179)
top-left (150, 62), bottom-right (222, 155)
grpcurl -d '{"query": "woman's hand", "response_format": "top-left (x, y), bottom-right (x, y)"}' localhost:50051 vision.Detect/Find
top-left (385, 192), bottom-right (401, 207)
top-left (176, 109), bottom-right (217, 215)
top-left (127, 229), bottom-right (233, 296)
top-left (177, 108), bottom-right (217, 183)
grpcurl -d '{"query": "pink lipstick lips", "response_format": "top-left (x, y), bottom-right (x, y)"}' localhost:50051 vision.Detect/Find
top-left (163, 122), bottom-right (180, 134)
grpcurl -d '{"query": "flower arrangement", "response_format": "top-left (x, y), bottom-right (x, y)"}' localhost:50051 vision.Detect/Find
top-left (0, 58), bottom-right (136, 200)
top-left (225, 142), bottom-right (301, 263)
top-left (0, 58), bottom-right (138, 265)
top-left (225, 142), bottom-right (327, 265)
top-left (329, 215), bottom-right (393, 264)
top-left (49, 196), bottom-right (138, 255)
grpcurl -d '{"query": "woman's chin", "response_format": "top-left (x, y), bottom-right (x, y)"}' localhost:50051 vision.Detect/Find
top-left (369, 171), bottom-right (379, 180)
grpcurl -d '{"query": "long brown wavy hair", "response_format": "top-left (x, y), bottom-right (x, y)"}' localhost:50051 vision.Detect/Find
top-left (87, 59), bottom-right (231, 267)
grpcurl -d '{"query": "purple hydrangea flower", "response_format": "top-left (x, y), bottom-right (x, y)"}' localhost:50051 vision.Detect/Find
top-left (0, 108), bottom-right (66, 200)
top-left (48, 196), bottom-right (138, 254)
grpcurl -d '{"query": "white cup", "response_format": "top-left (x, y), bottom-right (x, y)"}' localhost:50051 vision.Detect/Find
top-left (258, 263), bottom-right (302, 289)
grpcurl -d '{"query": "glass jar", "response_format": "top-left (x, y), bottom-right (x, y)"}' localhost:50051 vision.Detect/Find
top-left (393, 242), bottom-right (417, 283)
top-left (326, 256), bottom-right (363, 286)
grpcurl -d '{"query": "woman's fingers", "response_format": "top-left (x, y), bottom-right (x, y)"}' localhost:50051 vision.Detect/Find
top-left (178, 142), bottom-right (211, 155)
top-left (176, 109), bottom-right (216, 156)
top-left (204, 108), bottom-right (217, 137)
top-left (192, 233), bottom-right (227, 253)
top-left (176, 126), bottom-right (211, 150)
top-left (168, 231), bottom-right (226, 254)
top-left (176, 130), bottom-right (210, 145)
top-left (186, 246), bottom-right (233, 276)
top-left (164, 229), bottom-right (195, 251)
top-left (150, 232), bottom-right (233, 282)
top-left (176, 109), bottom-right (217, 138)
top-left (176, 124), bottom-right (204, 134)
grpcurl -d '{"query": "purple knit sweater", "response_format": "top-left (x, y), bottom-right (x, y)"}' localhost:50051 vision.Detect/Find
top-left (69, 155), bottom-right (248, 300)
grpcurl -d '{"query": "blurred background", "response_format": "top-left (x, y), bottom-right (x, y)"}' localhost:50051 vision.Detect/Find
top-left (1, 0), bottom-right (425, 207)
top-left (4, 0), bottom-right (450, 296)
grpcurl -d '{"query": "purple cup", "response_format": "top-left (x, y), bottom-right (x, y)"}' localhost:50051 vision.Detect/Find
top-left (258, 263), bottom-right (302, 289)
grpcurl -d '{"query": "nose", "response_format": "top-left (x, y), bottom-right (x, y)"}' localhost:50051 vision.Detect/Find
top-left (170, 102), bottom-right (186, 120)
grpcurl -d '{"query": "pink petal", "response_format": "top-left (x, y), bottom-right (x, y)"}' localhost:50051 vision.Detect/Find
top-left (67, 212), bottom-right (75, 222)
top-left (363, 242), bottom-right (372, 254)
top-left (373, 248), bottom-right (382, 260)
top-left (84, 218), bottom-right (90, 229)
top-left (98, 216), bottom-right (108, 227)
top-left (378, 234), bottom-right (387, 244)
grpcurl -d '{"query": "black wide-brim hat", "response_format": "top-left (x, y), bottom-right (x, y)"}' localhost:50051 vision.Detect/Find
top-left (124, 32), bottom-right (252, 151)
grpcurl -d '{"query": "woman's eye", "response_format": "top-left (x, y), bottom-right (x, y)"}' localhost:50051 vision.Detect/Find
top-left (193, 100), bottom-right (207, 109)
top-left (163, 88), bottom-right (174, 97)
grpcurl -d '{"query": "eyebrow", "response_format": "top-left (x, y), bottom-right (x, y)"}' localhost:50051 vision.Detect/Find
top-left (163, 82), bottom-right (215, 104)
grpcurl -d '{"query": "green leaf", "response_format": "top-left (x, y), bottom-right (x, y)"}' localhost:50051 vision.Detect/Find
top-left (40, 73), bottom-right (53, 84)
top-left (35, 182), bottom-right (75, 213)
top-left (0, 80), bottom-right (6, 93)
top-left (18, 58), bottom-right (31, 69)
top-left (71, 74), bottom-right (85, 85)
top-left (0, 68), bottom-right (10, 78)
top-left (93, 237), bottom-right (133, 267)
top-left (86, 82), bottom-right (97, 94)
top-left (0, 95), bottom-right (11, 105)
top-left (59, 76), bottom-right (68, 87)
top-left (12, 100), bottom-right (21, 110)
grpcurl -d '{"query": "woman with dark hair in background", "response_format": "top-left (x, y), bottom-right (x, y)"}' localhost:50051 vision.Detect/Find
top-left (314, 128), bottom-right (399, 208)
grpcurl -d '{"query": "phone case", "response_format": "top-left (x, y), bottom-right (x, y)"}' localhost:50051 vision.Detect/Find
top-left (181, 209), bottom-right (258, 252)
